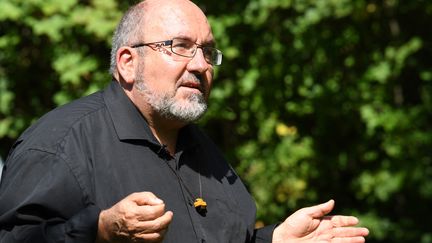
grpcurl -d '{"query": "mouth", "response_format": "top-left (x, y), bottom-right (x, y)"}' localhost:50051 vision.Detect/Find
top-left (178, 74), bottom-right (206, 95)
top-left (181, 81), bottom-right (202, 91)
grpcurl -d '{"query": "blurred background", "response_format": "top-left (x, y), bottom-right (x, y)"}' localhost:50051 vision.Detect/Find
top-left (1, 0), bottom-right (431, 241)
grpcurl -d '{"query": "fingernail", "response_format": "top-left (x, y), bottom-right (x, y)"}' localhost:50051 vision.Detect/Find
top-left (353, 217), bottom-right (359, 224)
top-left (151, 198), bottom-right (164, 204)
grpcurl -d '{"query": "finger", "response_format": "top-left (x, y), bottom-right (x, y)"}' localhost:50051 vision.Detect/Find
top-left (329, 215), bottom-right (359, 227)
top-left (331, 227), bottom-right (370, 237)
top-left (331, 236), bottom-right (366, 243)
top-left (135, 203), bottom-right (167, 221)
top-left (135, 231), bottom-right (166, 243)
top-left (303, 199), bottom-right (335, 218)
top-left (134, 211), bottom-right (174, 234)
top-left (315, 233), bottom-right (333, 241)
top-left (128, 192), bottom-right (164, 206)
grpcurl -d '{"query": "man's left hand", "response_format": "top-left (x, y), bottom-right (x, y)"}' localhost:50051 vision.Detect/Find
top-left (272, 200), bottom-right (369, 242)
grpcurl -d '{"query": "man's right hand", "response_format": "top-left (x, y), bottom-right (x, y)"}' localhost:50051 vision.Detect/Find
top-left (96, 192), bottom-right (173, 243)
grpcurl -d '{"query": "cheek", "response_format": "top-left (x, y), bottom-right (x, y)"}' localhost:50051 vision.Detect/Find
top-left (145, 60), bottom-right (186, 90)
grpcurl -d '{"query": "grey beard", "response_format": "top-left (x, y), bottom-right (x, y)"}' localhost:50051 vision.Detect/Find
top-left (136, 81), bottom-right (207, 123)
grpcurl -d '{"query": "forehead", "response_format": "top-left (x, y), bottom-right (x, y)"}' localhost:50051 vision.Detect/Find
top-left (144, 1), bottom-right (214, 43)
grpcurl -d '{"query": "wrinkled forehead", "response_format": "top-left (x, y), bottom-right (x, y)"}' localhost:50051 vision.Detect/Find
top-left (143, 1), bottom-right (214, 44)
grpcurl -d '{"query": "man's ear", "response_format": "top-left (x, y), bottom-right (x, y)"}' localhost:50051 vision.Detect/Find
top-left (116, 47), bottom-right (138, 84)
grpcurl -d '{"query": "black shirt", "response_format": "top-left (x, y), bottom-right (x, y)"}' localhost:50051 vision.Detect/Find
top-left (0, 81), bottom-right (275, 243)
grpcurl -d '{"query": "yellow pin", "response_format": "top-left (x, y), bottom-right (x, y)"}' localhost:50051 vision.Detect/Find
top-left (194, 198), bottom-right (207, 210)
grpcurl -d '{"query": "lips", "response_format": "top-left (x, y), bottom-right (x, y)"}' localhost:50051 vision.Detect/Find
top-left (180, 81), bottom-right (203, 93)
top-left (182, 82), bottom-right (200, 89)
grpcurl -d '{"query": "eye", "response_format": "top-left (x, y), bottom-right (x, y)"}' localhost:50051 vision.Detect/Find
top-left (172, 39), bottom-right (194, 50)
top-left (202, 48), bottom-right (215, 59)
top-left (202, 47), bottom-right (212, 56)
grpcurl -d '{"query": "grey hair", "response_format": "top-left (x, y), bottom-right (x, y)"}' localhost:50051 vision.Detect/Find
top-left (109, 1), bottom-right (147, 75)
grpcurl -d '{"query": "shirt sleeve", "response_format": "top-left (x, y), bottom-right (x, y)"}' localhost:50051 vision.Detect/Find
top-left (0, 149), bottom-right (100, 243)
top-left (251, 224), bottom-right (279, 243)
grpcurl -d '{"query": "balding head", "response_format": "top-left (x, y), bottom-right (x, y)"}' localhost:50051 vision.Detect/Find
top-left (110, 0), bottom-right (211, 76)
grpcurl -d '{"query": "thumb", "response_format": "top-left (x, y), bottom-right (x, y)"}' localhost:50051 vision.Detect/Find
top-left (307, 199), bottom-right (335, 218)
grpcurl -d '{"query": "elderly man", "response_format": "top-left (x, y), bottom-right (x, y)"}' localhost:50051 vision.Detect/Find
top-left (0, 0), bottom-right (369, 242)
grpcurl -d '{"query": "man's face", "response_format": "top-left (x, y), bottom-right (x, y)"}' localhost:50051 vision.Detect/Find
top-left (134, 1), bottom-right (215, 123)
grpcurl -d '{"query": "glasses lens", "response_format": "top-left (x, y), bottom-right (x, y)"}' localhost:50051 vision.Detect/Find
top-left (172, 38), bottom-right (195, 57)
top-left (213, 49), bottom-right (222, 66)
top-left (172, 38), bottom-right (223, 66)
top-left (202, 48), bottom-right (223, 66)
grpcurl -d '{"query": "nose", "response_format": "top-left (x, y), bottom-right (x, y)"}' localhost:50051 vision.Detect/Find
top-left (186, 48), bottom-right (210, 74)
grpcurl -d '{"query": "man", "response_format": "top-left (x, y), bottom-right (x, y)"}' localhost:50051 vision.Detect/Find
top-left (0, 0), bottom-right (369, 242)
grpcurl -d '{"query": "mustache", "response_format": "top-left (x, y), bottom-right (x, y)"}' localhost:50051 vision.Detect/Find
top-left (186, 73), bottom-right (203, 83)
top-left (196, 74), bottom-right (204, 83)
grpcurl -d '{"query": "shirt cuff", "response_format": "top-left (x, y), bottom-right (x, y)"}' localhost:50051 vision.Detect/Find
top-left (253, 223), bottom-right (280, 243)
top-left (62, 204), bottom-right (101, 242)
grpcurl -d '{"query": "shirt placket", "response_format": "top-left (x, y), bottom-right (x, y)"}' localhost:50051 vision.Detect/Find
top-left (164, 151), bottom-right (207, 243)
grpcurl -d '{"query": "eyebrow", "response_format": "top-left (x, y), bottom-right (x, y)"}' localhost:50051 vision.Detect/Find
top-left (174, 35), bottom-right (216, 47)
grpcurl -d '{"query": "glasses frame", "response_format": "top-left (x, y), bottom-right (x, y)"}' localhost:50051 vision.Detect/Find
top-left (130, 38), bottom-right (222, 66)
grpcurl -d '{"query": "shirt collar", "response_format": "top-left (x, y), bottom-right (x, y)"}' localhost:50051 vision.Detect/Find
top-left (103, 80), bottom-right (199, 150)
top-left (103, 80), bottom-right (158, 143)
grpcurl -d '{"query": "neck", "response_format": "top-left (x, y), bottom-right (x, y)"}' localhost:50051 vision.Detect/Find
top-left (139, 102), bottom-right (187, 156)
top-left (147, 116), bottom-right (183, 156)
top-left (122, 82), bottom-right (187, 155)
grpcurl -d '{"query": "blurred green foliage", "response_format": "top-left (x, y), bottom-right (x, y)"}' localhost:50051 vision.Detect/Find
top-left (1, 0), bottom-right (431, 242)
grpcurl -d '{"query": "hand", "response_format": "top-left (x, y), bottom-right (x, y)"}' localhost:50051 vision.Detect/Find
top-left (96, 192), bottom-right (173, 243)
top-left (272, 200), bottom-right (369, 243)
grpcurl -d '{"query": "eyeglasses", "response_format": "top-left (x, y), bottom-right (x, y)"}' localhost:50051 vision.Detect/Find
top-left (131, 38), bottom-right (223, 66)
